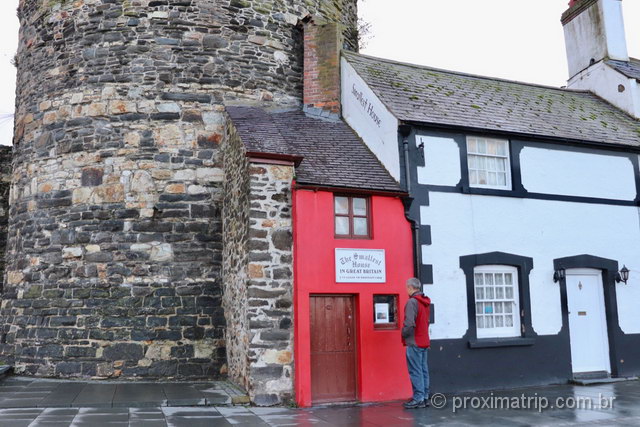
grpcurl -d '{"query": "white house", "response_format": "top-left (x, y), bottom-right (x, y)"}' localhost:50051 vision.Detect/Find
top-left (339, 0), bottom-right (640, 392)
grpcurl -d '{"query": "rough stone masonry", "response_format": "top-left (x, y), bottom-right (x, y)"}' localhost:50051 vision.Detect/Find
top-left (1, 0), bottom-right (357, 393)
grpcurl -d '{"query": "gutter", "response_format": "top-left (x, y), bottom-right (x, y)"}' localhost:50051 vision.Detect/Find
top-left (399, 124), bottom-right (421, 278)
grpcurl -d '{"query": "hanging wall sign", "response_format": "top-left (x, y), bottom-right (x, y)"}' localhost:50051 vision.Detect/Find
top-left (335, 248), bottom-right (386, 283)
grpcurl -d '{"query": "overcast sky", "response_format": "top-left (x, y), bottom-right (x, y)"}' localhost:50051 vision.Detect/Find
top-left (0, 0), bottom-right (639, 145)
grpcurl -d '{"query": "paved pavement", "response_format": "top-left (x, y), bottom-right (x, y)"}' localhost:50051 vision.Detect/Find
top-left (0, 377), bottom-right (247, 409)
top-left (0, 377), bottom-right (639, 426)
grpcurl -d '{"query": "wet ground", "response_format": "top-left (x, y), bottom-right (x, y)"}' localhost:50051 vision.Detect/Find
top-left (0, 377), bottom-right (639, 426)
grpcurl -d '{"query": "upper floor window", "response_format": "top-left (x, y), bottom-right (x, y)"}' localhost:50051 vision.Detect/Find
top-left (334, 196), bottom-right (371, 239)
top-left (467, 137), bottom-right (511, 190)
top-left (474, 265), bottom-right (520, 338)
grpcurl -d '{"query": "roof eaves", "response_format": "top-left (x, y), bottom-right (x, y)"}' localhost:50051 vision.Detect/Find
top-left (343, 51), bottom-right (593, 95)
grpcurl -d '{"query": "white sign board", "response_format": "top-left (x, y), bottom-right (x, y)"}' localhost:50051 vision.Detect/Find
top-left (335, 248), bottom-right (386, 283)
top-left (375, 303), bottom-right (390, 324)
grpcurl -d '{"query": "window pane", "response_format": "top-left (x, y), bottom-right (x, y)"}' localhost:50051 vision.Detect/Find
top-left (468, 138), bottom-right (477, 153)
top-left (505, 273), bottom-right (513, 285)
top-left (477, 316), bottom-right (485, 328)
top-left (505, 302), bottom-right (513, 313)
top-left (497, 158), bottom-right (506, 171)
top-left (469, 170), bottom-right (478, 185)
top-left (497, 141), bottom-right (507, 156)
top-left (353, 198), bottom-right (367, 216)
top-left (484, 304), bottom-right (493, 314)
top-left (484, 274), bottom-right (493, 286)
top-left (474, 273), bottom-right (484, 286)
top-left (487, 140), bottom-right (497, 155)
top-left (505, 286), bottom-right (514, 299)
top-left (353, 217), bottom-right (368, 236)
top-left (495, 274), bottom-right (503, 285)
top-left (468, 155), bottom-right (477, 168)
top-left (495, 316), bottom-right (504, 327)
top-left (477, 138), bottom-right (487, 153)
top-left (505, 315), bottom-right (514, 327)
top-left (496, 287), bottom-right (504, 299)
top-left (498, 173), bottom-right (507, 186)
top-left (488, 172), bottom-right (497, 186)
top-left (335, 216), bottom-right (349, 235)
top-left (485, 317), bottom-right (494, 328)
top-left (495, 302), bottom-right (503, 313)
top-left (476, 303), bottom-right (482, 314)
top-left (476, 287), bottom-right (484, 300)
top-left (478, 171), bottom-right (487, 185)
top-left (485, 287), bottom-right (494, 299)
top-left (335, 197), bottom-right (349, 214)
top-left (477, 156), bottom-right (487, 170)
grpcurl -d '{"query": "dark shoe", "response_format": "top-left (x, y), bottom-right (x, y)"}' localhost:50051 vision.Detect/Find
top-left (403, 399), bottom-right (426, 409)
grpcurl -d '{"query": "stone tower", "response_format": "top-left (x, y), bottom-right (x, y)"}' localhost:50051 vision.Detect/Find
top-left (2, 0), bottom-right (357, 382)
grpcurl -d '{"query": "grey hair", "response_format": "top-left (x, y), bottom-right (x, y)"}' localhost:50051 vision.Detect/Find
top-left (406, 277), bottom-right (422, 290)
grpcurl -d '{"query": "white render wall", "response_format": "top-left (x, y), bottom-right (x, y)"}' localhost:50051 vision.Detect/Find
top-left (341, 58), bottom-right (400, 181)
top-left (567, 61), bottom-right (640, 119)
top-left (421, 193), bottom-right (640, 339)
top-left (416, 135), bottom-right (461, 186)
top-left (415, 134), bottom-right (640, 339)
top-left (563, 0), bottom-right (628, 78)
top-left (520, 147), bottom-right (636, 201)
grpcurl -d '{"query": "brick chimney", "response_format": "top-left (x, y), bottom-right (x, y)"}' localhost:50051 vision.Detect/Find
top-left (303, 17), bottom-right (343, 116)
top-left (562, 0), bottom-right (629, 79)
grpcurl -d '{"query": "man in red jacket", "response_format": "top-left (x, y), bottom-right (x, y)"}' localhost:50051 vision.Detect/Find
top-left (401, 277), bottom-right (431, 409)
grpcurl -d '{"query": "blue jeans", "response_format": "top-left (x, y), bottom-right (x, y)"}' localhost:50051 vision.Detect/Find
top-left (406, 346), bottom-right (430, 402)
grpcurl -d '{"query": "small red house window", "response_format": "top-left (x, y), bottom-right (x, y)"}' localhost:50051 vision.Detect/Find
top-left (334, 195), bottom-right (371, 238)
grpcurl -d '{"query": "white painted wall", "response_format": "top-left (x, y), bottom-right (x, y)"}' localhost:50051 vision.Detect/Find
top-left (567, 60), bottom-right (640, 119)
top-left (416, 134), bottom-right (461, 187)
top-left (421, 192), bottom-right (640, 339)
top-left (563, 0), bottom-right (628, 78)
top-left (520, 147), bottom-right (637, 201)
top-left (341, 58), bottom-right (400, 181)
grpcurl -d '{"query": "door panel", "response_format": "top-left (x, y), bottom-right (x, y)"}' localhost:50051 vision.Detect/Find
top-left (310, 295), bottom-right (357, 403)
top-left (566, 270), bottom-right (611, 374)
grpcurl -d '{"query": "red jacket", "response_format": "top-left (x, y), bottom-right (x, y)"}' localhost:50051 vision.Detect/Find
top-left (401, 292), bottom-right (431, 348)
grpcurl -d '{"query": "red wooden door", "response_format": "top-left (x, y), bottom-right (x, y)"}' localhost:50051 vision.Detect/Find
top-left (310, 295), bottom-right (357, 403)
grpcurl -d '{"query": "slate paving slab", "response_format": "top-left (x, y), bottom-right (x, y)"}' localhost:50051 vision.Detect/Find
top-left (162, 384), bottom-right (206, 406)
top-left (112, 384), bottom-right (167, 408)
top-left (38, 383), bottom-right (86, 408)
top-left (71, 384), bottom-right (116, 408)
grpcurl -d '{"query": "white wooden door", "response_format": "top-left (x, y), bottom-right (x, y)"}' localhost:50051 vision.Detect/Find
top-left (566, 269), bottom-right (611, 374)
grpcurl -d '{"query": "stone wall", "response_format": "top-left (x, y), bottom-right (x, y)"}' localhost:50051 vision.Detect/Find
top-left (221, 118), bottom-right (250, 390)
top-left (3, 0), bottom-right (357, 378)
top-left (0, 147), bottom-right (12, 294)
top-left (221, 117), bottom-right (295, 405)
top-left (245, 161), bottom-right (295, 406)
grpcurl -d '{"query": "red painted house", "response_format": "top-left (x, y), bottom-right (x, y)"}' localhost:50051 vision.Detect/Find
top-left (293, 189), bottom-right (414, 406)
top-left (227, 105), bottom-right (415, 406)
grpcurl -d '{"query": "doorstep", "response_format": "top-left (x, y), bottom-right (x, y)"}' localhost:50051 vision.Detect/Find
top-left (0, 375), bottom-right (250, 409)
top-left (571, 375), bottom-right (639, 386)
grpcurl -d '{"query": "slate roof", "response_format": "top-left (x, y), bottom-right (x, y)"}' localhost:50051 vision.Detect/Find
top-left (226, 107), bottom-right (402, 193)
top-left (343, 51), bottom-right (640, 148)
top-left (606, 58), bottom-right (640, 81)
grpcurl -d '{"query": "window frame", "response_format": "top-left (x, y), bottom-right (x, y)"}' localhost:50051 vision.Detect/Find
top-left (373, 294), bottom-right (399, 330)
top-left (459, 252), bottom-right (536, 348)
top-left (466, 136), bottom-right (512, 191)
top-left (334, 195), bottom-right (372, 239)
top-left (473, 265), bottom-right (521, 339)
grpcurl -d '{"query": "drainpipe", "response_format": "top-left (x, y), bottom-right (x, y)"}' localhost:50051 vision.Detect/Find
top-left (398, 124), bottom-right (421, 278)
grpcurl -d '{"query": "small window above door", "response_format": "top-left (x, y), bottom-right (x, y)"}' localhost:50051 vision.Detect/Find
top-left (334, 195), bottom-right (371, 239)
